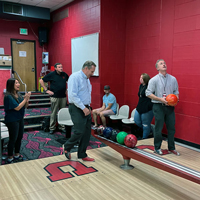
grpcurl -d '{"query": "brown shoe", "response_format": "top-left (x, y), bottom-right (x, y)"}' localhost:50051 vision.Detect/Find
top-left (82, 157), bottom-right (95, 162)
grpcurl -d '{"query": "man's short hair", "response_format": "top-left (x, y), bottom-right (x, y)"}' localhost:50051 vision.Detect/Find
top-left (82, 61), bottom-right (96, 70)
top-left (104, 85), bottom-right (110, 90)
top-left (155, 59), bottom-right (164, 69)
top-left (54, 63), bottom-right (61, 68)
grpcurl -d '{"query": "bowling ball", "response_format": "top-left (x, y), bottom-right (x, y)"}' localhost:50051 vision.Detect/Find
top-left (116, 131), bottom-right (128, 145)
top-left (103, 127), bottom-right (113, 138)
top-left (166, 94), bottom-right (178, 106)
top-left (110, 129), bottom-right (118, 142)
top-left (97, 125), bottom-right (105, 136)
top-left (124, 134), bottom-right (137, 148)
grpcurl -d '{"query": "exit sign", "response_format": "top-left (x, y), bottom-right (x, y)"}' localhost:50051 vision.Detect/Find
top-left (20, 28), bottom-right (28, 35)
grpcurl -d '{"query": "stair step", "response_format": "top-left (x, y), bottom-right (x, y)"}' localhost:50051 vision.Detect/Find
top-left (24, 124), bottom-right (42, 129)
top-left (28, 103), bottom-right (51, 107)
top-left (29, 98), bottom-right (50, 102)
top-left (29, 94), bottom-right (50, 98)
top-left (24, 114), bottom-right (51, 119)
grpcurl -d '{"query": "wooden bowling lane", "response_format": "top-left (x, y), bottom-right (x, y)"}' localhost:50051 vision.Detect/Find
top-left (136, 138), bottom-right (200, 171)
top-left (92, 130), bottom-right (200, 184)
top-left (0, 147), bottom-right (200, 200)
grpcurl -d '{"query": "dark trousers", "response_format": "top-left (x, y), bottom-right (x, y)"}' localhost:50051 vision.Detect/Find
top-left (6, 119), bottom-right (24, 156)
top-left (64, 104), bottom-right (91, 158)
top-left (153, 104), bottom-right (175, 150)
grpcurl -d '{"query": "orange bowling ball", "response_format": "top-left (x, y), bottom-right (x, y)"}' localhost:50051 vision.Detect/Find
top-left (166, 94), bottom-right (178, 106)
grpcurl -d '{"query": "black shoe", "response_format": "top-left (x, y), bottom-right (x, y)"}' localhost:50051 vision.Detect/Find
top-left (64, 150), bottom-right (71, 160)
top-left (14, 155), bottom-right (26, 162)
top-left (49, 130), bottom-right (54, 134)
top-left (6, 158), bottom-right (14, 164)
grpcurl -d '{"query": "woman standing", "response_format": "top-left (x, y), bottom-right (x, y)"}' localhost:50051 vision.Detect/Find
top-left (134, 73), bottom-right (153, 139)
top-left (4, 78), bottom-right (31, 164)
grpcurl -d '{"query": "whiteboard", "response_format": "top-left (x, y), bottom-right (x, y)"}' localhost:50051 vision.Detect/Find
top-left (71, 32), bottom-right (99, 76)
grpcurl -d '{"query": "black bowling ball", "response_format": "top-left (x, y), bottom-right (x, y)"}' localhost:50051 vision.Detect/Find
top-left (110, 129), bottom-right (118, 142)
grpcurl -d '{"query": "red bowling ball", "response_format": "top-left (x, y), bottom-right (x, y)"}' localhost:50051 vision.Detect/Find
top-left (124, 134), bottom-right (137, 148)
top-left (166, 94), bottom-right (178, 106)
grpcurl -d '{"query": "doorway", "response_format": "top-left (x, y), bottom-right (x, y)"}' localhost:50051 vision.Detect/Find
top-left (11, 39), bottom-right (36, 92)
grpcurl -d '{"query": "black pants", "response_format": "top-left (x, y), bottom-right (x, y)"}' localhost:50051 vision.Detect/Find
top-left (153, 104), bottom-right (175, 150)
top-left (64, 104), bottom-right (91, 158)
top-left (6, 119), bottom-right (24, 156)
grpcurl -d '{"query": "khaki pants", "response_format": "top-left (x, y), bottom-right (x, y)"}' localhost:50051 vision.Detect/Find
top-left (50, 97), bottom-right (66, 131)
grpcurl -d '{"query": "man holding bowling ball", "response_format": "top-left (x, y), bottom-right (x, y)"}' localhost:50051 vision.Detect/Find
top-left (146, 59), bottom-right (180, 156)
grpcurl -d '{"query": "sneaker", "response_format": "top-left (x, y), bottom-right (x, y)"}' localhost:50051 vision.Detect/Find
top-left (14, 155), bottom-right (26, 162)
top-left (82, 157), bottom-right (95, 162)
top-left (64, 150), bottom-right (71, 160)
top-left (154, 149), bottom-right (163, 155)
top-left (6, 158), bottom-right (14, 164)
top-left (92, 125), bottom-right (98, 130)
top-left (169, 150), bottom-right (180, 156)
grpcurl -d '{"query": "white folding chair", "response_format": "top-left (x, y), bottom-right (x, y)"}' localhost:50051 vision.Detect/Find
top-left (116, 103), bottom-right (119, 115)
top-left (58, 108), bottom-right (73, 126)
top-left (122, 108), bottom-right (136, 124)
top-left (57, 108), bottom-right (73, 138)
top-left (109, 105), bottom-right (129, 121)
top-left (1, 122), bottom-right (9, 164)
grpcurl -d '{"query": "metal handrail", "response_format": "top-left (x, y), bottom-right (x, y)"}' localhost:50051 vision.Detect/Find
top-left (13, 70), bottom-right (27, 93)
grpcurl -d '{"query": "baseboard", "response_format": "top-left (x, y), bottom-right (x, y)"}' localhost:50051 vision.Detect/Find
top-left (163, 134), bottom-right (199, 149)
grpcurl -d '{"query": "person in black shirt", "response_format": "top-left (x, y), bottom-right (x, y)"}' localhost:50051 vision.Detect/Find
top-left (134, 73), bottom-right (153, 139)
top-left (39, 63), bottom-right (69, 134)
top-left (4, 78), bottom-right (31, 164)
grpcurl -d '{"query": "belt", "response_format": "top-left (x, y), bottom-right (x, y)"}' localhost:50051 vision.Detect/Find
top-left (69, 103), bottom-right (90, 109)
top-left (153, 103), bottom-right (167, 107)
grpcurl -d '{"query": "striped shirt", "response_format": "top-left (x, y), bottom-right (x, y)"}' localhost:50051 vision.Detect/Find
top-left (68, 70), bottom-right (92, 110)
top-left (145, 73), bottom-right (179, 103)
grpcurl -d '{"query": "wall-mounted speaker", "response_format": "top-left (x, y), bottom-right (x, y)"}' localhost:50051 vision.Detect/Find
top-left (38, 27), bottom-right (48, 45)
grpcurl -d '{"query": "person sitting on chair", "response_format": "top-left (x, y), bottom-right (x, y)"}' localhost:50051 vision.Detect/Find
top-left (92, 85), bottom-right (117, 128)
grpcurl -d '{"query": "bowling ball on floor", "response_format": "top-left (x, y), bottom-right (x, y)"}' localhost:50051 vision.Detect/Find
top-left (124, 134), bottom-right (137, 148)
top-left (97, 125), bottom-right (105, 136)
top-left (166, 94), bottom-right (178, 106)
top-left (103, 127), bottom-right (113, 138)
top-left (116, 131), bottom-right (128, 145)
top-left (110, 129), bottom-right (118, 142)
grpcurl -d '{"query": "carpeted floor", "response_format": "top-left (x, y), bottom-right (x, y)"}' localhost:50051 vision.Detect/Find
top-left (1, 129), bottom-right (107, 165)
top-left (1, 107), bottom-right (144, 165)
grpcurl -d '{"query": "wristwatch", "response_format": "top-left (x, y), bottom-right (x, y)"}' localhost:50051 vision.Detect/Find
top-left (44, 89), bottom-right (47, 92)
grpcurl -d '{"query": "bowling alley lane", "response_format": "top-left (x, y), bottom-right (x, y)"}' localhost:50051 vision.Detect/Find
top-left (0, 146), bottom-right (200, 200)
top-left (136, 138), bottom-right (200, 171)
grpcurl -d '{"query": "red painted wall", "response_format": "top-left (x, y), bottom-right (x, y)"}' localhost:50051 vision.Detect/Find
top-left (125, 0), bottom-right (200, 144)
top-left (100, 0), bottom-right (126, 106)
top-left (0, 19), bottom-right (45, 104)
top-left (48, 0), bottom-right (101, 109)
top-left (0, 69), bottom-right (11, 105)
